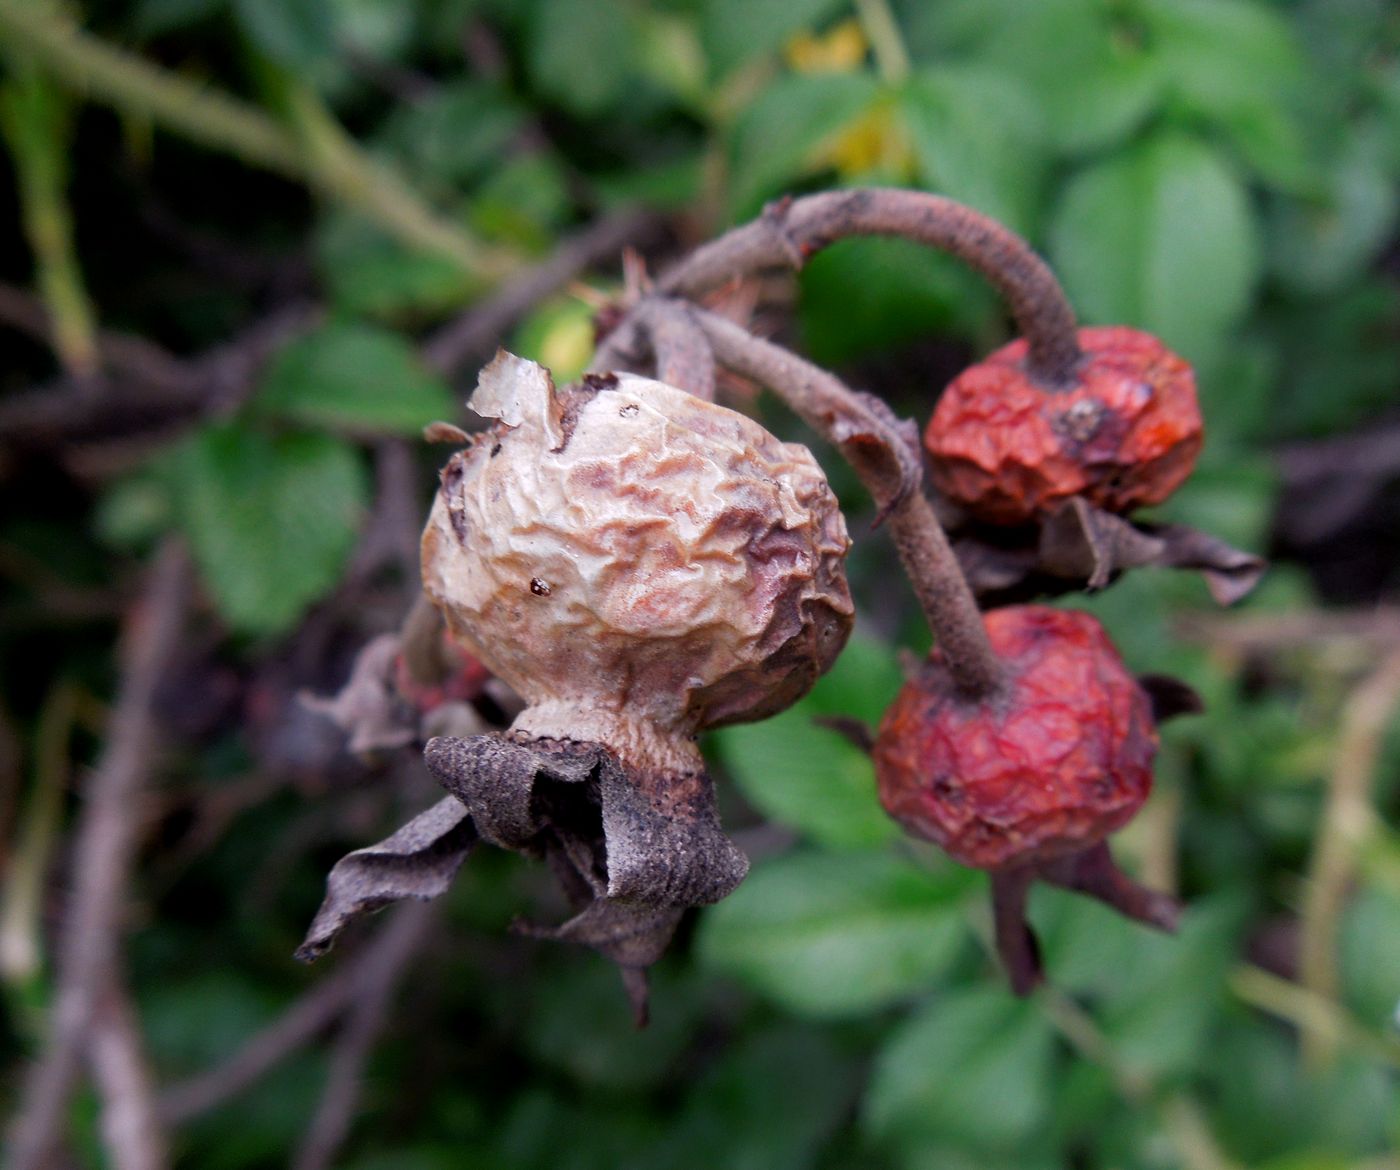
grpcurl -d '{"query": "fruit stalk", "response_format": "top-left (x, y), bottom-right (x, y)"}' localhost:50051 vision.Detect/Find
top-left (694, 308), bottom-right (1003, 699)
top-left (654, 188), bottom-right (1084, 387)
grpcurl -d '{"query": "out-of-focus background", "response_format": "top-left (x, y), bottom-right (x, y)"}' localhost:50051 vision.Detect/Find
top-left (3, 0), bottom-right (1400, 1166)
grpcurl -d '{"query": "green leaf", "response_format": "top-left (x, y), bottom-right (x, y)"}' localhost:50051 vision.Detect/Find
top-left (132, 0), bottom-right (228, 37)
top-left (233, 0), bottom-right (334, 67)
top-left (1208, 1021), bottom-right (1397, 1164)
top-left (522, 959), bottom-right (703, 1092)
top-left (1139, 0), bottom-right (1306, 121)
top-left (1137, 0), bottom-right (1315, 191)
top-left (527, 0), bottom-right (636, 116)
top-left (797, 236), bottom-right (994, 367)
top-left (1096, 895), bottom-right (1248, 1080)
top-left (469, 154), bottom-right (572, 251)
top-left (1340, 885), bottom-right (1400, 1029)
top-left (1049, 130), bottom-right (1259, 367)
top-left (256, 321), bottom-right (455, 434)
top-left (1033, 37), bottom-right (1161, 158)
top-left (166, 422), bottom-right (367, 636)
top-left (864, 986), bottom-right (1057, 1153)
top-left (1264, 281), bottom-right (1400, 439)
top-left (902, 0), bottom-right (1163, 157)
top-left (711, 637), bottom-right (903, 848)
top-left (701, 0), bottom-right (848, 77)
top-left (379, 80), bottom-right (525, 190)
top-left (651, 1029), bottom-right (856, 1170)
top-left (1267, 119), bottom-right (1398, 295)
top-left (727, 73), bottom-right (881, 218)
top-left (698, 850), bottom-right (973, 1017)
top-left (900, 66), bottom-right (1046, 235)
top-left (316, 215), bottom-right (481, 319)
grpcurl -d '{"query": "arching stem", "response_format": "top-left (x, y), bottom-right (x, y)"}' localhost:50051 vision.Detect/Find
top-left (693, 308), bottom-right (1003, 699)
top-left (656, 188), bottom-right (1083, 387)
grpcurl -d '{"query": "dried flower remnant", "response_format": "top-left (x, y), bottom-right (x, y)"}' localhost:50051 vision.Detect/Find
top-left (874, 605), bottom-right (1194, 993)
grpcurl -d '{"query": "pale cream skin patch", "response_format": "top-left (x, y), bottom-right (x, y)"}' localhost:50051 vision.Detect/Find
top-left (421, 352), bottom-right (854, 777)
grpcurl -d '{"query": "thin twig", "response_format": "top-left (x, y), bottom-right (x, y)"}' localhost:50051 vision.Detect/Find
top-left (422, 209), bottom-right (660, 377)
top-left (291, 900), bottom-right (438, 1170)
top-left (156, 962), bottom-right (361, 1125)
top-left (633, 299), bottom-right (717, 401)
top-left (0, 682), bottom-right (78, 988)
top-left (1176, 607), bottom-right (1400, 653)
top-left (0, 301), bottom-right (318, 452)
top-left (0, 281), bottom-right (192, 392)
top-left (1299, 647), bottom-right (1400, 1068)
top-left (7, 540), bottom-right (191, 1170)
top-left (853, 0), bottom-right (911, 85)
top-left (1232, 963), bottom-right (1400, 1073)
top-left (87, 976), bottom-right (168, 1170)
top-left (0, 2), bottom-right (512, 279)
top-left (0, 69), bottom-right (98, 377)
top-left (1037, 987), bottom-right (1242, 1170)
top-left (654, 188), bottom-right (1081, 385)
top-left (692, 308), bottom-right (1002, 696)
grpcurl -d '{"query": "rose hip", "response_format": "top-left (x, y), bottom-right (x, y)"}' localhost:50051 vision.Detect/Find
top-left (926, 326), bottom-right (1202, 524)
top-left (873, 604), bottom-right (1179, 992)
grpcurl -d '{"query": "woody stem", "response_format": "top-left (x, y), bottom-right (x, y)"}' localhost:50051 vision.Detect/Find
top-left (692, 309), bottom-right (1003, 699)
top-left (656, 187), bottom-right (1083, 387)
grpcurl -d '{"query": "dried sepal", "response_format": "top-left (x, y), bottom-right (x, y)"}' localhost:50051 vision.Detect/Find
top-left (949, 497), bottom-right (1265, 606)
top-left (422, 731), bottom-right (747, 1019)
top-left (296, 797), bottom-right (477, 961)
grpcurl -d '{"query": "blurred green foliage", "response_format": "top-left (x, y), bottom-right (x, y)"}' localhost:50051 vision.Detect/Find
top-left (3, 0), bottom-right (1400, 1167)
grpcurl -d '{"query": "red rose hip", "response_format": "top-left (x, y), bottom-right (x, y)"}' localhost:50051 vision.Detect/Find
top-left (875, 605), bottom-right (1155, 867)
top-left (925, 326), bottom-right (1202, 524)
top-left (873, 604), bottom-right (1180, 993)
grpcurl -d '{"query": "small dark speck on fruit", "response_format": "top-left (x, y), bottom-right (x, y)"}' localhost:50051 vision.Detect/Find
top-left (530, 577), bottom-right (552, 596)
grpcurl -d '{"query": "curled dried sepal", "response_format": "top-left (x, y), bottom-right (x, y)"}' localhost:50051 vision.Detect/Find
top-left (424, 734), bottom-right (748, 908)
top-left (948, 497), bottom-right (1266, 607)
top-left (300, 628), bottom-right (493, 756)
top-left (296, 797), bottom-right (477, 962)
top-left (300, 634), bottom-right (417, 755)
top-left (422, 732), bottom-right (747, 1019)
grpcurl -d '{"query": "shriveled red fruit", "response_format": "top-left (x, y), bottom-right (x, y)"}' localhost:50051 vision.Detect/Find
top-left (873, 604), bottom-right (1179, 993)
top-left (876, 605), bottom-right (1154, 866)
top-left (926, 326), bottom-right (1202, 524)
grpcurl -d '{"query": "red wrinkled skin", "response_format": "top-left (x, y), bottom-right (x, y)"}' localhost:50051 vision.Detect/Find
top-left (874, 606), bottom-right (1157, 870)
top-left (925, 326), bottom-right (1203, 524)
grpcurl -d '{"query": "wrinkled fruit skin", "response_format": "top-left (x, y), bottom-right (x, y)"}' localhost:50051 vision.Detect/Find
top-left (874, 606), bottom-right (1157, 870)
top-left (422, 353), bottom-right (854, 775)
top-left (926, 326), bottom-right (1202, 524)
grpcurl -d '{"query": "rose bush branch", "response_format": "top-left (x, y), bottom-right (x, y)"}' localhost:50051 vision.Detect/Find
top-left (8, 540), bottom-right (190, 1170)
top-left (655, 188), bottom-right (1083, 386)
top-left (691, 307), bottom-right (1003, 698)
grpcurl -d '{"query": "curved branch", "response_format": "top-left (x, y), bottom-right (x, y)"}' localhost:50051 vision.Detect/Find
top-left (692, 309), bottom-right (1002, 697)
top-left (657, 188), bottom-right (1082, 386)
